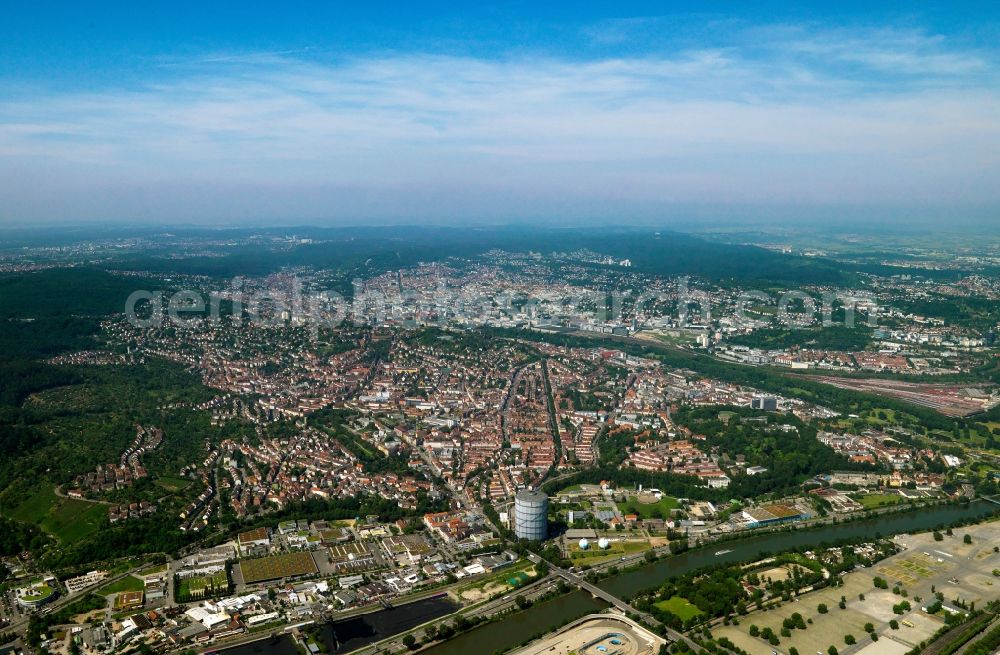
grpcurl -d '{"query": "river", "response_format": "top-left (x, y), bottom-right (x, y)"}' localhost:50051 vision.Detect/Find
top-left (219, 595), bottom-right (456, 655)
top-left (423, 501), bottom-right (999, 655)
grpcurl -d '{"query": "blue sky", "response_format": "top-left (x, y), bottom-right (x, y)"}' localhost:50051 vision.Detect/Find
top-left (1, 2), bottom-right (998, 226)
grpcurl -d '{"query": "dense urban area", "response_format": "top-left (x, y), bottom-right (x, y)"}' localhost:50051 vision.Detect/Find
top-left (1, 226), bottom-right (1000, 655)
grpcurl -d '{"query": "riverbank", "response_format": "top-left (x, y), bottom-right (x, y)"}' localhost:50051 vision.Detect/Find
top-left (421, 501), bottom-right (1000, 655)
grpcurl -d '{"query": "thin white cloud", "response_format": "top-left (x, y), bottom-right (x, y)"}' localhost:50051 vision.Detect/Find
top-left (0, 23), bottom-right (997, 223)
top-left (773, 27), bottom-right (988, 76)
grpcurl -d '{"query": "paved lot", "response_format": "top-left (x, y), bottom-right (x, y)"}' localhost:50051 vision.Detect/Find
top-left (716, 521), bottom-right (1000, 655)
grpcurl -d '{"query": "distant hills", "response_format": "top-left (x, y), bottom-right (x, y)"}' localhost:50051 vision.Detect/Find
top-left (102, 226), bottom-right (855, 286)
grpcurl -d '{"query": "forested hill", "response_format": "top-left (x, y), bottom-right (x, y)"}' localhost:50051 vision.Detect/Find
top-left (108, 226), bottom-right (854, 286)
top-left (0, 267), bottom-right (160, 406)
top-left (0, 267), bottom-right (150, 319)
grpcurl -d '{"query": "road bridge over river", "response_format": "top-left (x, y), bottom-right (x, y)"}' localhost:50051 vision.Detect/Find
top-left (527, 553), bottom-right (701, 652)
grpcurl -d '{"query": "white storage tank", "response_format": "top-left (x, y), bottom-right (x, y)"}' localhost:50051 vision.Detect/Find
top-left (513, 489), bottom-right (548, 541)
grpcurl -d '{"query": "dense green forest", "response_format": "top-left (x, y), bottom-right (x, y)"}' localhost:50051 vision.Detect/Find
top-left (0, 268), bottom-right (162, 406)
top-left (0, 267), bottom-right (151, 318)
top-left (894, 294), bottom-right (1000, 331)
top-left (0, 515), bottom-right (48, 555)
top-left (0, 360), bottom-right (226, 499)
top-left (727, 325), bottom-right (873, 351)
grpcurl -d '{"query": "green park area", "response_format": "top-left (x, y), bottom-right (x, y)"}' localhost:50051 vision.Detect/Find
top-left (569, 539), bottom-right (650, 562)
top-left (856, 493), bottom-right (904, 509)
top-left (154, 476), bottom-right (191, 492)
top-left (617, 495), bottom-right (679, 519)
top-left (5, 484), bottom-right (106, 543)
top-left (96, 575), bottom-right (145, 596)
top-left (454, 559), bottom-right (543, 603)
top-left (458, 559), bottom-right (536, 595)
top-left (654, 596), bottom-right (704, 621)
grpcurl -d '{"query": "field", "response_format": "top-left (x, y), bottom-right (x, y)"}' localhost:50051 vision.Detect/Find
top-left (654, 596), bottom-right (703, 621)
top-left (154, 476), bottom-right (191, 492)
top-left (239, 551), bottom-right (318, 584)
top-left (651, 330), bottom-right (699, 347)
top-left (568, 539), bottom-right (650, 562)
top-left (176, 571), bottom-right (230, 601)
top-left (4, 484), bottom-right (107, 543)
top-left (5, 484), bottom-right (59, 522)
top-left (95, 575), bottom-right (144, 596)
top-left (875, 552), bottom-right (939, 586)
top-left (617, 495), bottom-right (678, 519)
top-left (852, 408), bottom-right (903, 427)
top-left (43, 498), bottom-right (108, 542)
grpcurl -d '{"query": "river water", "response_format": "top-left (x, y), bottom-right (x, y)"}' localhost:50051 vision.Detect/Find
top-left (218, 502), bottom-right (997, 655)
top-left (219, 595), bottom-right (456, 655)
top-left (423, 501), bottom-right (999, 655)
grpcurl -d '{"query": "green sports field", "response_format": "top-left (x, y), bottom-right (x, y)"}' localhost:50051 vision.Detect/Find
top-left (654, 596), bottom-right (703, 621)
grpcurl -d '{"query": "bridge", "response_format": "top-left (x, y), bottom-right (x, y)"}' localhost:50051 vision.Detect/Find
top-left (528, 554), bottom-right (701, 651)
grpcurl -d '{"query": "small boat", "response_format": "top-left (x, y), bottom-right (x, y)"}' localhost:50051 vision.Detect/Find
top-left (714, 549), bottom-right (732, 556)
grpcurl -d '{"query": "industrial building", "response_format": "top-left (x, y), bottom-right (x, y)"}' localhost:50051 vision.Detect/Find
top-left (751, 396), bottom-right (778, 411)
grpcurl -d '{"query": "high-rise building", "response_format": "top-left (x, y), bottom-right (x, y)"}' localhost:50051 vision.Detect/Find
top-left (514, 489), bottom-right (548, 541)
top-left (751, 396), bottom-right (778, 411)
